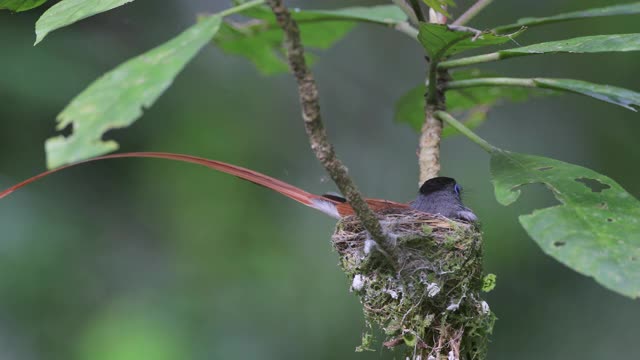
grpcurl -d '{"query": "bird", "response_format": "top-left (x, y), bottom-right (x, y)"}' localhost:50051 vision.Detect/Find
top-left (0, 152), bottom-right (476, 222)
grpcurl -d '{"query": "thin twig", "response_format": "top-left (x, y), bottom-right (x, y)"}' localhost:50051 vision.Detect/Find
top-left (408, 0), bottom-right (426, 22)
top-left (265, 0), bottom-right (399, 268)
top-left (393, 0), bottom-right (419, 25)
top-left (452, 0), bottom-right (494, 26)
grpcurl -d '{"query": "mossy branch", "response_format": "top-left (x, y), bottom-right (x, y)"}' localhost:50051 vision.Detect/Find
top-left (419, 60), bottom-right (446, 184)
top-left (266, 0), bottom-right (399, 268)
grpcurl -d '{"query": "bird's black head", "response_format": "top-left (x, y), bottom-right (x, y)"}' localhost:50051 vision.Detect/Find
top-left (419, 176), bottom-right (461, 198)
top-left (413, 176), bottom-right (476, 222)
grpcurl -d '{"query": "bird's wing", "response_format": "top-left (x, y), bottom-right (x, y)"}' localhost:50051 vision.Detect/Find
top-left (335, 198), bottom-right (410, 217)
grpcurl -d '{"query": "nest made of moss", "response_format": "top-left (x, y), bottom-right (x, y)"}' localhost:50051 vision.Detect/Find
top-left (332, 209), bottom-right (495, 360)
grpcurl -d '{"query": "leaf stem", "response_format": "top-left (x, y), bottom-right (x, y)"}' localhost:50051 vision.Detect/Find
top-left (446, 77), bottom-right (536, 89)
top-left (434, 111), bottom-right (497, 153)
top-left (394, 21), bottom-right (420, 38)
top-left (438, 52), bottom-right (501, 69)
top-left (452, 0), bottom-right (494, 26)
top-left (218, 0), bottom-right (265, 17)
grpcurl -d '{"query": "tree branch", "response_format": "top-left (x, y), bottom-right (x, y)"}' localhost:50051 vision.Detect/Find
top-left (419, 62), bottom-right (446, 183)
top-left (393, 0), bottom-right (419, 25)
top-left (266, 0), bottom-right (399, 267)
top-left (452, 0), bottom-right (494, 26)
top-left (418, 3), bottom-right (448, 184)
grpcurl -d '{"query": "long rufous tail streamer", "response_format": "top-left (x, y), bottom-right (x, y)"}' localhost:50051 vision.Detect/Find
top-left (0, 152), bottom-right (408, 218)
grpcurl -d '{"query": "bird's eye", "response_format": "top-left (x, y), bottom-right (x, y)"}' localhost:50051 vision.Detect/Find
top-left (454, 184), bottom-right (461, 195)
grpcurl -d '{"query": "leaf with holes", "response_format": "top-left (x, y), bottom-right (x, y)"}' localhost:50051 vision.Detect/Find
top-left (45, 15), bottom-right (222, 169)
top-left (35, 0), bottom-right (135, 44)
top-left (418, 23), bottom-right (524, 60)
top-left (215, 5), bottom-right (406, 74)
top-left (491, 150), bottom-right (640, 299)
top-left (495, 2), bottom-right (640, 32)
top-left (0, 0), bottom-right (47, 12)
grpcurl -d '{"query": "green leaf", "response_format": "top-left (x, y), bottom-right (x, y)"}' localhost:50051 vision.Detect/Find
top-left (215, 5), bottom-right (406, 75)
top-left (216, 17), bottom-right (353, 75)
top-left (533, 78), bottom-right (640, 111)
top-left (34, 0), bottom-right (134, 44)
top-left (45, 15), bottom-right (222, 169)
top-left (447, 70), bottom-right (534, 111)
top-left (422, 0), bottom-right (455, 17)
top-left (417, 23), bottom-right (524, 60)
top-left (0, 0), bottom-right (47, 12)
top-left (394, 84), bottom-right (425, 132)
top-left (481, 273), bottom-right (496, 292)
top-left (440, 34), bottom-right (640, 69)
top-left (495, 2), bottom-right (640, 32)
top-left (446, 76), bottom-right (639, 111)
top-left (394, 70), bottom-right (536, 132)
top-left (491, 150), bottom-right (640, 299)
top-left (394, 85), bottom-right (488, 137)
top-left (498, 34), bottom-right (640, 59)
top-left (295, 5), bottom-right (407, 24)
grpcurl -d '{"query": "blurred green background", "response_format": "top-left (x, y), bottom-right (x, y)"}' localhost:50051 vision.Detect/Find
top-left (1, 0), bottom-right (639, 359)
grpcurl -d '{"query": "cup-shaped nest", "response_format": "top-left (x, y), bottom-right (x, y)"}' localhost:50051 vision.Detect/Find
top-left (332, 209), bottom-right (495, 360)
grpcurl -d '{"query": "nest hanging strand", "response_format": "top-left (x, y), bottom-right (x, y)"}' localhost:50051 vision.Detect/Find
top-left (332, 208), bottom-right (495, 360)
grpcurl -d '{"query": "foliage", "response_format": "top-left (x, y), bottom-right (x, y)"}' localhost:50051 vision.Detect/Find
top-left (494, 2), bottom-right (640, 32)
top-left (45, 15), bottom-right (223, 168)
top-left (417, 23), bottom-right (524, 60)
top-left (215, 5), bottom-right (406, 74)
top-left (394, 70), bottom-right (536, 132)
top-left (491, 150), bottom-right (640, 298)
top-left (35, 0), bottom-right (135, 44)
top-left (497, 34), bottom-right (640, 58)
top-left (410, 7), bottom-right (639, 299)
top-left (2, 1), bottom-right (640, 358)
top-left (422, 0), bottom-right (455, 17)
top-left (532, 78), bottom-right (640, 111)
top-left (0, 0), bottom-right (47, 12)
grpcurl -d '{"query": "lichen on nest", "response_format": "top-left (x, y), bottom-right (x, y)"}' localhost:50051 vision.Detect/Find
top-left (332, 209), bottom-right (495, 360)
